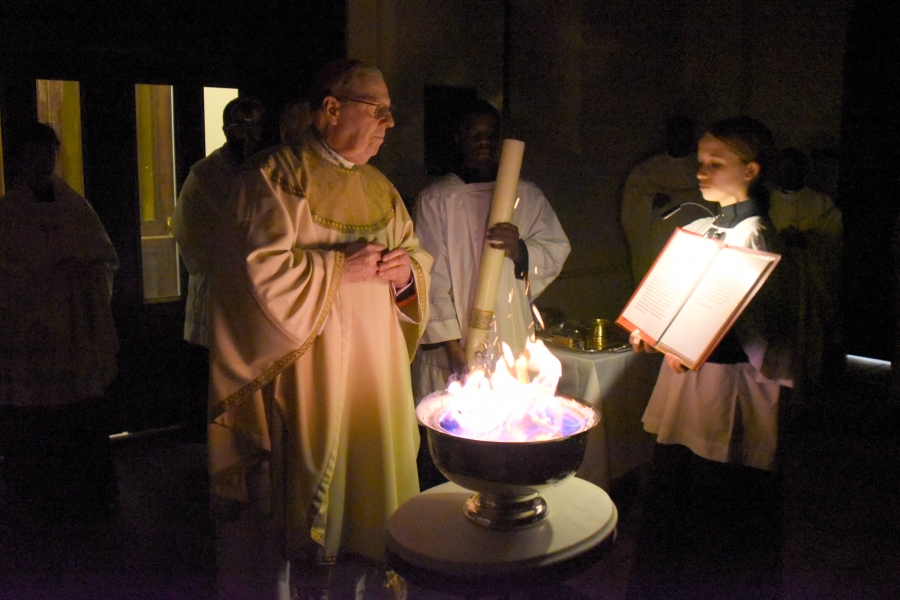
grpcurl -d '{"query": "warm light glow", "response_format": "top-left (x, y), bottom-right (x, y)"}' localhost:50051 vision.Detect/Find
top-left (36, 80), bottom-right (84, 195)
top-left (430, 339), bottom-right (591, 442)
top-left (135, 84), bottom-right (179, 301)
top-left (204, 87), bottom-right (239, 156)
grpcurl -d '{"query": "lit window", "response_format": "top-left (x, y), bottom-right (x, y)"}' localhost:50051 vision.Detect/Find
top-left (135, 84), bottom-right (179, 302)
top-left (36, 80), bottom-right (85, 195)
top-left (204, 87), bottom-right (239, 156)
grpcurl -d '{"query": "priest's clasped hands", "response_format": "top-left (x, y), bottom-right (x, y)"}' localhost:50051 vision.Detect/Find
top-left (341, 241), bottom-right (412, 285)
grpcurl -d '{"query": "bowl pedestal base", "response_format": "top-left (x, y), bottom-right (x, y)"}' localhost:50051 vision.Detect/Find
top-left (386, 477), bottom-right (617, 576)
top-left (464, 492), bottom-right (547, 529)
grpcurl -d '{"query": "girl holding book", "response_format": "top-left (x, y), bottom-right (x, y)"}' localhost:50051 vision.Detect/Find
top-left (627, 117), bottom-right (793, 600)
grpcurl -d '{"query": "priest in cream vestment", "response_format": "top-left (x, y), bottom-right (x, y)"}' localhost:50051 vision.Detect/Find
top-left (207, 62), bottom-right (431, 598)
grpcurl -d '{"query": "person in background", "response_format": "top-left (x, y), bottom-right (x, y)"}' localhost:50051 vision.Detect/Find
top-left (621, 115), bottom-right (717, 286)
top-left (279, 99), bottom-right (312, 145)
top-left (170, 96), bottom-right (265, 440)
top-left (769, 147), bottom-right (843, 410)
top-left (0, 122), bottom-right (119, 520)
top-left (627, 117), bottom-right (793, 600)
top-left (207, 60), bottom-right (431, 600)
top-left (411, 98), bottom-right (570, 489)
top-left (173, 95), bottom-right (266, 349)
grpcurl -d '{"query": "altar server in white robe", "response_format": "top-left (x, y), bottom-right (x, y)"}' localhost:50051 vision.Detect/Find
top-left (412, 99), bottom-right (570, 400)
top-left (633, 117), bottom-right (794, 473)
top-left (172, 96), bottom-right (266, 349)
top-left (0, 122), bottom-right (119, 519)
top-left (628, 117), bottom-right (793, 600)
top-left (768, 147), bottom-right (843, 407)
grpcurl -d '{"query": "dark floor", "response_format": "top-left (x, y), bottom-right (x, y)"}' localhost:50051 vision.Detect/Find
top-left (0, 428), bottom-right (216, 600)
top-left (1, 370), bottom-right (898, 600)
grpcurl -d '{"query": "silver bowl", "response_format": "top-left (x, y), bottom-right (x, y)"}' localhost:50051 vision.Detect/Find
top-left (416, 393), bottom-right (599, 530)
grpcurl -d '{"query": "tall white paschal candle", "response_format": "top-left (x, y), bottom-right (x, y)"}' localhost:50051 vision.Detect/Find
top-left (464, 138), bottom-right (526, 367)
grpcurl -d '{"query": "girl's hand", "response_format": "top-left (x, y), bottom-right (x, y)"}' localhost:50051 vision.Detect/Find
top-left (629, 330), bottom-right (658, 353)
top-left (632, 330), bottom-right (687, 373)
top-left (664, 352), bottom-right (689, 374)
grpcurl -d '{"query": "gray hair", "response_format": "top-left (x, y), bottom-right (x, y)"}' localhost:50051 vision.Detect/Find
top-left (308, 59), bottom-right (384, 110)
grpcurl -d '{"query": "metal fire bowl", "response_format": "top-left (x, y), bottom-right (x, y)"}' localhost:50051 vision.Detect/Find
top-left (416, 393), bottom-right (599, 530)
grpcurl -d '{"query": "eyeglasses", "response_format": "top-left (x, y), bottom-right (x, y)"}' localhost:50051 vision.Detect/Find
top-left (342, 97), bottom-right (393, 120)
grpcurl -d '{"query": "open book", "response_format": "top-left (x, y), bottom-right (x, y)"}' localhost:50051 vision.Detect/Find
top-left (616, 228), bottom-right (781, 371)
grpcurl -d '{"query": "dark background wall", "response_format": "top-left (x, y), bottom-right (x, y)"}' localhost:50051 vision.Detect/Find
top-left (838, 0), bottom-right (900, 363)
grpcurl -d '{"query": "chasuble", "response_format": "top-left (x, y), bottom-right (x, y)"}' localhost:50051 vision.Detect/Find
top-left (208, 138), bottom-right (431, 561)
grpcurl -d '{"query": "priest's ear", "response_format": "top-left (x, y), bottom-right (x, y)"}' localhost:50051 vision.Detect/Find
top-left (321, 96), bottom-right (342, 124)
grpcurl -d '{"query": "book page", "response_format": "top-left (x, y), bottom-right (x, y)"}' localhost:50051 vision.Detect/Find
top-left (619, 229), bottom-right (721, 342)
top-left (658, 247), bottom-right (776, 365)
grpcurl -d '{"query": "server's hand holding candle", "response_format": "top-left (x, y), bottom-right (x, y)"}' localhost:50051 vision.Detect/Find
top-left (486, 222), bottom-right (522, 262)
top-left (464, 138), bottom-right (526, 367)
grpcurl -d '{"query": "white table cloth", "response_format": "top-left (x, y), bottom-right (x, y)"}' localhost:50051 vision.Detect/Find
top-left (549, 346), bottom-right (663, 490)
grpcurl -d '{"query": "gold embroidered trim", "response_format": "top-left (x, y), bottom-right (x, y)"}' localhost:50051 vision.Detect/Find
top-left (311, 206), bottom-right (395, 234)
top-left (384, 570), bottom-right (408, 600)
top-left (310, 528), bottom-right (326, 545)
top-left (469, 309), bottom-right (494, 331)
top-left (263, 164), bottom-right (304, 198)
top-left (411, 257), bottom-right (427, 324)
top-left (265, 160), bottom-right (396, 234)
top-left (209, 251), bottom-right (346, 420)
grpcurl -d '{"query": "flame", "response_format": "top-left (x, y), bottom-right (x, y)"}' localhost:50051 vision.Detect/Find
top-left (437, 339), bottom-right (581, 442)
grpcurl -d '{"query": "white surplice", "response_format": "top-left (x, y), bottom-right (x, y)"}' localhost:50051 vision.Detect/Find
top-left (171, 147), bottom-right (241, 348)
top-left (411, 174), bottom-right (570, 400)
top-left (769, 187), bottom-right (843, 397)
top-left (0, 176), bottom-right (118, 407)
